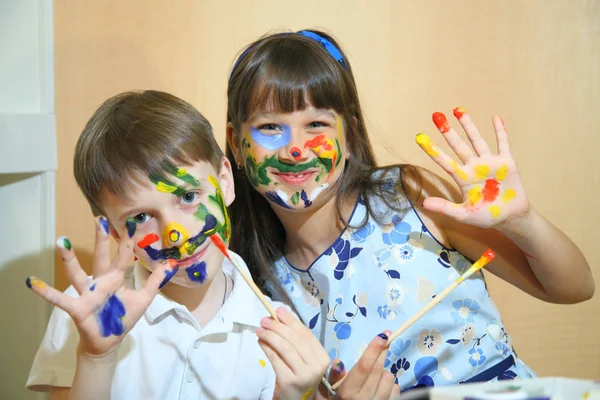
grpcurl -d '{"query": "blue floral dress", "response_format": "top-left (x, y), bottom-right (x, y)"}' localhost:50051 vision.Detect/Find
top-left (272, 196), bottom-right (535, 389)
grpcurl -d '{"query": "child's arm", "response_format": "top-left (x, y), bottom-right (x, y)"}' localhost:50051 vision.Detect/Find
top-left (27, 217), bottom-right (176, 400)
top-left (414, 109), bottom-right (594, 304)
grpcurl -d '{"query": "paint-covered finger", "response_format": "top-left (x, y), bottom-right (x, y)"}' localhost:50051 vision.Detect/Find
top-left (110, 217), bottom-right (137, 271)
top-left (57, 236), bottom-right (89, 294)
top-left (415, 134), bottom-right (469, 182)
top-left (256, 326), bottom-right (307, 374)
top-left (26, 276), bottom-right (77, 315)
top-left (93, 216), bottom-right (112, 276)
top-left (453, 107), bottom-right (491, 156)
top-left (422, 197), bottom-right (468, 222)
top-left (432, 112), bottom-right (474, 163)
top-left (493, 115), bottom-right (511, 156)
top-left (141, 260), bottom-right (178, 302)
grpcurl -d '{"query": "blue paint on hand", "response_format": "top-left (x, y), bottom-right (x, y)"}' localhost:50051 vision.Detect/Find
top-left (98, 294), bottom-right (126, 337)
top-left (125, 218), bottom-right (137, 238)
top-left (99, 216), bottom-right (110, 235)
top-left (159, 266), bottom-right (179, 289)
top-left (90, 283), bottom-right (96, 291)
top-left (25, 277), bottom-right (32, 289)
top-left (186, 262), bottom-right (207, 283)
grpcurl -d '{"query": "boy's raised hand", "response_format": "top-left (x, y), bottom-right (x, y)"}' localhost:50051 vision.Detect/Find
top-left (26, 216), bottom-right (176, 356)
top-left (416, 108), bottom-right (531, 229)
top-left (256, 307), bottom-right (331, 400)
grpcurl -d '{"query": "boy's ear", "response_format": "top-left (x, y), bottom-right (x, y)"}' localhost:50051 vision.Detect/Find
top-left (225, 122), bottom-right (244, 169)
top-left (218, 156), bottom-right (235, 207)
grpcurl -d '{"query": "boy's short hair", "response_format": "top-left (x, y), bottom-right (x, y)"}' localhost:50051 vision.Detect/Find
top-left (74, 90), bottom-right (223, 216)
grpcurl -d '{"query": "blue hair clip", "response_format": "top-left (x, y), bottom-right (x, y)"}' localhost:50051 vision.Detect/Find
top-left (298, 30), bottom-right (346, 70)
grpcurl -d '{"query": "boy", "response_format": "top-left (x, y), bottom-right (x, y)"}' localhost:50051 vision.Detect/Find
top-left (25, 91), bottom-right (281, 399)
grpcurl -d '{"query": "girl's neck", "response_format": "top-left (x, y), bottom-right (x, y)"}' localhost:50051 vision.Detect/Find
top-left (275, 192), bottom-right (357, 270)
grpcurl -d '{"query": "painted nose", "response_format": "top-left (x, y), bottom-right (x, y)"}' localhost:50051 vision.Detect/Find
top-left (163, 222), bottom-right (189, 247)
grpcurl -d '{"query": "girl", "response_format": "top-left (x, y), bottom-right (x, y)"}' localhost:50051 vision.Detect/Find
top-left (225, 29), bottom-right (593, 397)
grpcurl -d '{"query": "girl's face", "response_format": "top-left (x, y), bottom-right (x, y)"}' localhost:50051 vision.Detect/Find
top-left (231, 105), bottom-right (349, 211)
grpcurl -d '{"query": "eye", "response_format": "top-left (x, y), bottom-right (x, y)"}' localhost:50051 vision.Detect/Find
top-left (180, 191), bottom-right (200, 205)
top-left (133, 213), bottom-right (150, 224)
top-left (307, 121), bottom-right (327, 129)
top-left (256, 123), bottom-right (283, 133)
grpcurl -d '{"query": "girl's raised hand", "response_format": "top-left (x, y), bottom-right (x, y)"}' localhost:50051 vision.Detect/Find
top-left (416, 107), bottom-right (530, 229)
top-left (26, 216), bottom-right (176, 357)
top-left (257, 307), bottom-right (331, 400)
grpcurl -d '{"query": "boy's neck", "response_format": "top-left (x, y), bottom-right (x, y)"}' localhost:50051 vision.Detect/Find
top-left (160, 268), bottom-right (229, 328)
top-left (276, 192), bottom-right (357, 270)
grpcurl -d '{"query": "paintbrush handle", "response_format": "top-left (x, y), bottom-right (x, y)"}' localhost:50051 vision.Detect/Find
top-left (230, 258), bottom-right (280, 322)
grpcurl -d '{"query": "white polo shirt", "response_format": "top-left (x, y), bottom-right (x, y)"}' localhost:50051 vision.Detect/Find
top-left (27, 252), bottom-right (279, 399)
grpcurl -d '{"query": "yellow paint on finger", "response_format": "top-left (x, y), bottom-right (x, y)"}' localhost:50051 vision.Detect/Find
top-left (468, 186), bottom-right (483, 205)
top-left (488, 205), bottom-right (501, 219)
top-left (496, 165), bottom-right (509, 181)
top-left (502, 189), bottom-right (516, 203)
top-left (27, 277), bottom-right (47, 289)
top-left (416, 133), bottom-right (440, 157)
top-left (301, 388), bottom-right (314, 400)
top-left (452, 160), bottom-right (469, 181)
top-left (475, 165), bottom-right (491, 180)
top-left (259, 359), bottom-right (267, 368)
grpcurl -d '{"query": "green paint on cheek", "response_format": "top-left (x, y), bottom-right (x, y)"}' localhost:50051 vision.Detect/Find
top-left (335, 139), bottom-right (343, 167)
top-left (290, 192), bottom-right (300, 205)
top-left (245, 154), bottom-right (328, 188)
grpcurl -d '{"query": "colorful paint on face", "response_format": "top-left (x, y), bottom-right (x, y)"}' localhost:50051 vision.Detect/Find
top-left (173, 167), bottom-right (200, 187)
top-left (496, 165), bottom-right (508, 181)
top-left (25, 277), bottom-right (46, 289)
top-left (453, 106), bottom-right (466, 119)
top-left (162, 222), bottom-right (189, 247)
top-left (250, 124), bottom-right (292, 151)
top-left (300, 190), bottom-right (312, 207)
top-left (304, 134), bottom-right (339, 180)
top-left (159, 266), bottom-right (179, 289)
top-left (206, 175), bottom-right (232, 242)
top-left (475, 165), bottom-right (491, 181)
top-left (186, 261), bottom-right (207, 282)
top-left (56, 236), bottom-right (72, 251)
top-left (265, 191), bottom-right (292, 209)
top-left (246, 154), bottom-right (327, 187)
top-left (432, 112), bottom-right (451, 133)
top-left (290, 146), bottom-right (302, 160)
top-left (98, 294), bottom-right (125, 337)
top-left (137, 233), bottom-right (159, 248)
top-left (149, 174), bottom-right (187, 196)
top-left (125, 217), bottom-right (137, 238)
top-left (415, 133), bottom-right (440, 157)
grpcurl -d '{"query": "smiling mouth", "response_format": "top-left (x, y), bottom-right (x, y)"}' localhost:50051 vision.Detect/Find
top-left (173, 243), bottom-right (209, 268)
top-left (272, 171), bottom-right (317, 185)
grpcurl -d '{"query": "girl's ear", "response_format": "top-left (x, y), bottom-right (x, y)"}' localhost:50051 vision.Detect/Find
top-left (226, 122), bottom-right (244, 169)
top-left (218, 156), bottom-right (236, 207)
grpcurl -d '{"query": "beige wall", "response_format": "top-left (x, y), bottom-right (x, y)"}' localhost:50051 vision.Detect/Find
top-left (54, 0), bottom-right (599, 379)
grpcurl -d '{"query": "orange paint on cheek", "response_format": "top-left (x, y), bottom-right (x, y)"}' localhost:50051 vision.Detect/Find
top-left (137, 233), bottom-right (160, 248)
top-left (432, 112), bottom-right (451, 133)
top-left (482, 179), bottom-right (500, 202)
top-left (304, 134), bottom-right (332, 150)
top-left (453, 106), bottom-right (466, 119)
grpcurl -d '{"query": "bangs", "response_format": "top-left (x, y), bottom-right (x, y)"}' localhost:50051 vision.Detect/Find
top-left (233, 36), bottom-right (351, 123)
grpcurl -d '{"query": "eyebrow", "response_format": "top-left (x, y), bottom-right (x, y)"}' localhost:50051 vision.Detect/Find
top-left (249, 108), bottom-right (337, 123)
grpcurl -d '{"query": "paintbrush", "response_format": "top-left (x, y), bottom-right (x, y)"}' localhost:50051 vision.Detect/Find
top-left (209, 234), bottom-right (337, 396)
top-left (332, 248), bottom-right (496, 391)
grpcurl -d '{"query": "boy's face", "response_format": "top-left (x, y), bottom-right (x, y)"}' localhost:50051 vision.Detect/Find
top-left (101, 158), bottom-right (234, 288)
top-left (231, 105), bottom-right (349, 211)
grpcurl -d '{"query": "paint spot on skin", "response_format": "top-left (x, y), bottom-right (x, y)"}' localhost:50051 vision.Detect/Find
top-left (90, 283), bottom-right (96, 291)
top-left (250, 124), bottom-right (292, 151)
top-left (57, 236), bottom-right (72, 251)
top-left (137, 233), bottom-right (160, 248)
top-left (502, 189), bottom-right (516, 203)
top-left (209, 234), bottom-right (231, 260)
top-left (25, 277), bottom-right (46, 289)
top-left (333, 359), bottom-right (345, 374)
top-left (496, 165), bottom-right (509, 181)
top-left (98, 294), bottom-right (126, 337)
top-left (99, 216), bottom-right (109, 235)
top-left (265, 191), bottom-right (292, 209)
top-left (259, 359), bottom-right (267, 368)
top-left (432, 112), bottom-right (451, 133)
top-left (149, 174), bottom-right (187, 196)
top-left (159, 266), bottom-right (179, 289)
top-left (173, 168), bottom-right (201, 187)
top-left (415, 133), bottom-right (440, 157)
top-left (300, 190), bottom-right (312, 207)
top-left (290, 192), bottom-right (300, 205)
top-left (468, 185), bottom-right (483, 205)
top-left (186, 262), bottom-right (207, 283)
top-left (310, 183), bottom-right (329, 201)
top-left (162, 222), bottom-right (189, 247)
top-left (475, 165), bottom-right (491, 180)
top-left (304, 134), bottom-right (338, 180)
top-left (290, 146), bottom-right (302, 160)
top-left (125, 218), bottom-right (137, 238)
top-left (301, 388), bottom-right (314, 400)
top-left (451, 160), bottom-right (469, 181)
top-left (482, 179), bottom-right (500, 202)
top-left (453, 106), bottom-right (466, 119)
top-left (207, 175), bottom-right (232, 242)
top-left (488, 205), bottom-right (501, 219)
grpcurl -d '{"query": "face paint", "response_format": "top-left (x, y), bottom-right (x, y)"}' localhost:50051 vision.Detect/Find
top-left (159, 266), bottom-right (179, 289)
top-left (186, 261), bottom-right (207, 282)
top-left (250, 124), bottom-right (292, 151)
top-left (163, 222), bottom-right (189, 247)
top-left (206, 175), bottom-right (231, 242)
top-left (173, 167), bottom-right (200, 187)
top-left (125, 217), bottom-right (137, 238)
top-left (432, 112), bottom-right (451, 133)
top-left (453, 106), bottom-right (466, 119)
top-left (290, 146), bottom-right (302, 160)
top-left (415, 133), bottom-right (440, 157)
top-left (304, 134), bottom-right (340, 180)
top-left (300, 190), bottom-right (312, 207)
top-left (137, 233), bottom-right (159, 248)
top-left (98, 294), bottom-right (125, 337)
top-left (149, 173), bottom-right (188, 196)
top-left (265, 191), bottom-right (292, 209)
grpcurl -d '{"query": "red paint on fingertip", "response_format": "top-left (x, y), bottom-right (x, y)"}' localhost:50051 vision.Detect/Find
top-left (453, 106), bottom-right (466, 119)
top-left (210, 234), bottom-right (231, 260)
top-left (432, 112), bottom-right (450, 133)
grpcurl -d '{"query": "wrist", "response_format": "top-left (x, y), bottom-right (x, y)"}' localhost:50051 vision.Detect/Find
top-left (497, 206), bottom-right (536, 236)
top-left (77, 342), bottom-right (120, 362)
